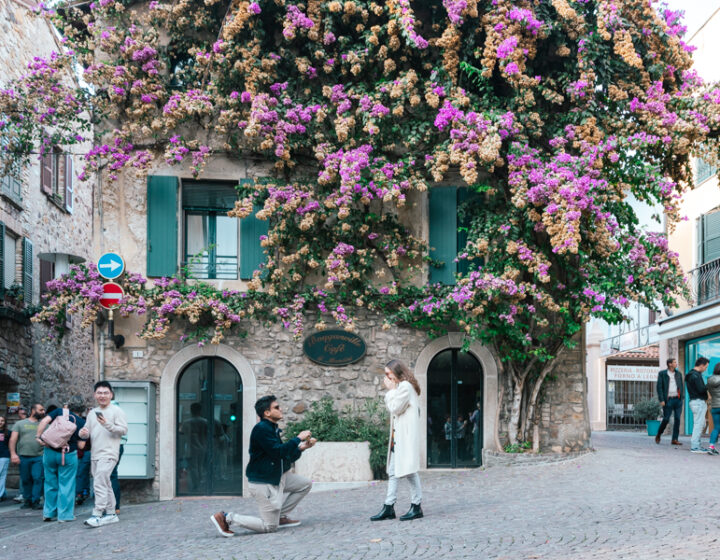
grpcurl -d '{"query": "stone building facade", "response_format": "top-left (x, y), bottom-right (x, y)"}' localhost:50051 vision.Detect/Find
top-left (0, 0), bottom-right (95, 421)
top-left (94, 153), bottom-right (590, 502)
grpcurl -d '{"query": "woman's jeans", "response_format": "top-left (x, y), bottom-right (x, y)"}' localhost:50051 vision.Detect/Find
top-left (690, 399), bottom-right (708, 449)
top-left (384, 453), bottom-right (422, 506)
top-left (710, 408), bottom-right (720, 445)
top-left (0, 457), bottom-right (9, 498)
top-left (43, 448), bottom-right (78, 521)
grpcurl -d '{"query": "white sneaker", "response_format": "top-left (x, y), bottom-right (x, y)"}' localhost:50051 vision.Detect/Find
top-left (13, 494), bottom-right (24, 503)
top-left (98, 514), bottom-right (119, 526)
top-left (84, 516), bottom-right (102, 528)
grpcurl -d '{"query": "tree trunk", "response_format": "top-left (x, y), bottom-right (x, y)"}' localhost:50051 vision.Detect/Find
top-left (507, 379), bottom-right (524, 446)
top-left (525, 346), bottom-right (566, 450)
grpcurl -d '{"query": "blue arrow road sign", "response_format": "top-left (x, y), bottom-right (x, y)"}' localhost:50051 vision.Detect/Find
top-left (97, 252), bottom-right (125, 280)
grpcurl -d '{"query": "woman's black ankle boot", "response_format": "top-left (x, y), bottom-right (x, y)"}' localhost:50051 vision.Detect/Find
top-left (399, 503), bottom-right (423, 521)
top-left (370, 504), bottom-right (396, 521)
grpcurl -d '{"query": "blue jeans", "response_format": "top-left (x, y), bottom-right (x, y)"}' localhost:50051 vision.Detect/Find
top-left (711, 408), bottom-right (720, 445)
top-left (658, 397), bottom-right (682, 441)
top-left (0, 457), bottom-right (9, 498)
top-left (20, 455), bottom-right (44, 504)
top-left (76, 450), bottom-right (91, 496)
top-left (690, 399), bottom-right (708, 449)
top-left (43, 448), bottom-right (78, 521)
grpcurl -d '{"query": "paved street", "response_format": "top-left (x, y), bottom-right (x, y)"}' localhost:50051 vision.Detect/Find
top-left (1, 431), bottom-right (718, 559)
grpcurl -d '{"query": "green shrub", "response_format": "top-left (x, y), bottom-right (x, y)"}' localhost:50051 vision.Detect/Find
top-left (633, 398), bottom-right (662, 422)
top-left (285, 396), bottom-right (389, 479)
top-left (504, 441), bottom-right (532, 453)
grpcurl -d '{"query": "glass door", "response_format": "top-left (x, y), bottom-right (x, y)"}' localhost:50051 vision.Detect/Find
top-left (427, 349), bottom-right (483, 468)
top-left (176, 358), bottom-right (243, 495)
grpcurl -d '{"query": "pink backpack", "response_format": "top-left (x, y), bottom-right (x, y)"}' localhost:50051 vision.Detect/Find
top-left (39, 408), bottom-right (77, 464)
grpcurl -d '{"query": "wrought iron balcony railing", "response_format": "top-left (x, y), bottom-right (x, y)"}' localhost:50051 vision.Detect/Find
top-left (688, 257), bottom-right (720, 306)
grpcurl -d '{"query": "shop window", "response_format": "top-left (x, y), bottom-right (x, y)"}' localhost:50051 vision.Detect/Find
top-left (146, 176), bottom-right (267, 279)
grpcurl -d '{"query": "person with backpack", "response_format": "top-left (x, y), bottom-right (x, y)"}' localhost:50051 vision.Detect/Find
top-left (35, 396), bottom-right (86, 522)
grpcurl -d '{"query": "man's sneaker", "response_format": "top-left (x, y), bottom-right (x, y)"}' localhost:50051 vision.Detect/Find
top-left (709, 446), bottom-right (719, 455)
top-left (13, 494), bottom-right (24, 503)
top-left (279, 516), bottom-right (301, 528)
top-left (43, 517), bottom-right (56, 522)
top-left (210, 512), bottom-right (234, 537)
top-left (691, 447), bottom-right (708, 453)
top-left (84, 515), bottom-right (102, 528)
top-left (98, 514), bottom-right (119, 526)
top-left (20, 502), bottom-right (32, 509)
top-left (58, 517), bottom-right (76, 523)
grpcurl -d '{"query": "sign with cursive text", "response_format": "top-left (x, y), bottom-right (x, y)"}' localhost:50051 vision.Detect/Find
top-left (303, 330), bottom-right (366, 367)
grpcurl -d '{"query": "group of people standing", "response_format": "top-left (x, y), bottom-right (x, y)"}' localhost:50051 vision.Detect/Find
top-left (0, 381), bottom-right (127, 527)
top-left (211, 359), bottom-right (424, 538)
top-left (655, 356), bottom-right (720, 453)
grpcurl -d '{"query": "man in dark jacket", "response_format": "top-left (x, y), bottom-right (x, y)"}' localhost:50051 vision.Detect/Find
top-left (655, 358), bottom-right (684, 445)
top-left (686, 357), bottom-right (710, 453)
top-left (211, 395), bottom-right (316, 537)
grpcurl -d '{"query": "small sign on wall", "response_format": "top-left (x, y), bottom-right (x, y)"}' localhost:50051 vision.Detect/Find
top-left (303, 330), bottom-right (366, 367)
top-left (607, 365), bottom-right (658, 382)
top-left (6, 392), bottom-right (20, 410)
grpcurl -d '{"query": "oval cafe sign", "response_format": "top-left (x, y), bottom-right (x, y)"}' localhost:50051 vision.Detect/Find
top-left (303, 330), bottom-right (366, 366)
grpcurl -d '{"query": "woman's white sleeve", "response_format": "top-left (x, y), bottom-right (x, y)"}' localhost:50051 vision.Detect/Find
top-left (385, 382), bottom-right (412, 416)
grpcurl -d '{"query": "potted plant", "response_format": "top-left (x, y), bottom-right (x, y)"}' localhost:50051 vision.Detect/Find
top-left (633, 398), bottom-right (662, 436)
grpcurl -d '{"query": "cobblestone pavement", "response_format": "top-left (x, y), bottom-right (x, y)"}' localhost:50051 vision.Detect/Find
top-left (1, 431), bottom-right (719, 560)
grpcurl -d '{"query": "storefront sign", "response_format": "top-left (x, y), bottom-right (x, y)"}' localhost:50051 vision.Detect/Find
top-left (607, 365), bottom-right (658, 382)
top-left (303, 330), bottom-right (366, 366)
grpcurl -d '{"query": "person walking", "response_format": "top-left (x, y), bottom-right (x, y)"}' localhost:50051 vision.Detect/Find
top-left (686, 357), bottom-right (710, 453)
top-left (371, 359), bottom-right (423, 522)
top-left (656, 358), bottom-right (684, 445)
top-left (9, 403), bottom-right (46, 509)
top-left (78, 381), bottom-right (128, 528)
top-left (0, 416), bottom-right (10, 501)
top-left (210, 395), bottom-right (316, 537)
top-left (706, 363), bottom-right (720, 455)
top-left (35, 397), bottom-right (86, 522)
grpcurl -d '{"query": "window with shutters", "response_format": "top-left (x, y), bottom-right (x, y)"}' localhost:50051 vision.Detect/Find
top-left (696, 157), bottom-right (718, 186)
top-left (699, 210), bottom-right (720, 266)
top-left (0, 171), bottom-right (23, 206)
top-left (183, 181), bottom-right (239, 280)
top-left (146, 175), bottom-right (267, 280)
top-left (40, 149), bottom-right (74, 213)
top-left (428, 186), bottom-right (473, 285)
top-left (0, 222), bottom-right (32, 305)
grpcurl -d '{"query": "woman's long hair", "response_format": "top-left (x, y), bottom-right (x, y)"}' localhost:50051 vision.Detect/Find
top-left (386, 359), bottom-right (421, 396)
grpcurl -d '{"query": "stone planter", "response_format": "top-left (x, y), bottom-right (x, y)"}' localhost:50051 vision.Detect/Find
top-left (293, 441), bottom-right (373, 482)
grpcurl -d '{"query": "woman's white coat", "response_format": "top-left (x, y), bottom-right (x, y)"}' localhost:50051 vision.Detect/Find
top-left (385, 380), bottom-right (421, 478)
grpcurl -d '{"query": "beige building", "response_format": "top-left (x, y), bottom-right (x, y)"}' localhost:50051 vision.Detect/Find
top-left (0, 0), bottom-right (95, 417)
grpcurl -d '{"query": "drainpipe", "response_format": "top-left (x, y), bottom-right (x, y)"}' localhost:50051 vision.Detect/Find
top-left (99, 328), bottom-right (105, 381)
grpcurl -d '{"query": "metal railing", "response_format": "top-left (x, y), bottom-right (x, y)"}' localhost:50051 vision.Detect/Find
top-left (182, 255), bottom-right (238, 280)
top-left (688, 256), bottom-right (720, 306)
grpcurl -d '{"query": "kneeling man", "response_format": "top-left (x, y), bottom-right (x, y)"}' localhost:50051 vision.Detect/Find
top-left (211, 395), bottom-right (316, 536)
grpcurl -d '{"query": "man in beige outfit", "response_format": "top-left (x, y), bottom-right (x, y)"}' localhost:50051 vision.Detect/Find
top-left (78, 381), bottom-right (127, 528)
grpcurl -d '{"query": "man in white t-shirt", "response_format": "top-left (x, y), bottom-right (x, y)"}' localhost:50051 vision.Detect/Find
top-left (78, 381), bottom-right (127, 527)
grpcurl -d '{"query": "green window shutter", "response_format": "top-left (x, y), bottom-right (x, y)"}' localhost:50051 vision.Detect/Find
top-left (239, 178), bottom-right (268, 280)
top-left (0, 221), bottom-right (5, 293)
top-left (429, 186), bottom-right (458, 285)
top-left (456, 187), bottom-right (470, 277)
top-left (22, 237), bottom-right (32, 304)
top-left (702, 211), bottom-right (720, 265)
top-left (147, 175), bottom-right (179, 277)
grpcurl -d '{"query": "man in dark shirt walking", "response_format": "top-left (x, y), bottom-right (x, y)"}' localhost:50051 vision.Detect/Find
top-left (211, 395), bottom-right (316, 537)
top-left (656, 358), bottom-right (684, 445)
top-left (686, 357), bottom-right (710, 453)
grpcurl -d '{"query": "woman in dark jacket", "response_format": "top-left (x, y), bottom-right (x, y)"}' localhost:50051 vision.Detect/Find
top-left (706, 363), bottom-right (720, 455)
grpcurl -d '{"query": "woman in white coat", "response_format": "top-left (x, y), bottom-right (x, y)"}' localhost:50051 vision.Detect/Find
top-left (370, 359), bottom-right (423, 521)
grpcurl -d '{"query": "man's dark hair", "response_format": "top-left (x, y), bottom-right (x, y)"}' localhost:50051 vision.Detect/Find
top-left (667, 358), bottom-right (676, 367)
top-left (190, 402), bottom-right (202, 416)
top-left (94, 380), bottom-right (114, 393)
top-left (255, 395), bottom-right (277, 419)
top-left (695, 357), bottom-right (710, 368)
top-left (30, 403), bottom-right (43, 415)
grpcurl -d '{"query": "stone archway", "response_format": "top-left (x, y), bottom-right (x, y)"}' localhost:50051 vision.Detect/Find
top-left (158, 344), bottom-right (256, 500)
top-left (414, 333), bottom-right (498, 467)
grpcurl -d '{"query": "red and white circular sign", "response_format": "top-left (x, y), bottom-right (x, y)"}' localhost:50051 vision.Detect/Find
top-left (100, 282), bottom-right (124, 309)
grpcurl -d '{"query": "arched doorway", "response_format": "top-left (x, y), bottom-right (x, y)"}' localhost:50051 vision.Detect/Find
top-left (176, 357), bottom-right (243, 495)
top-left (427, 349), bottom-right (483, 467)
